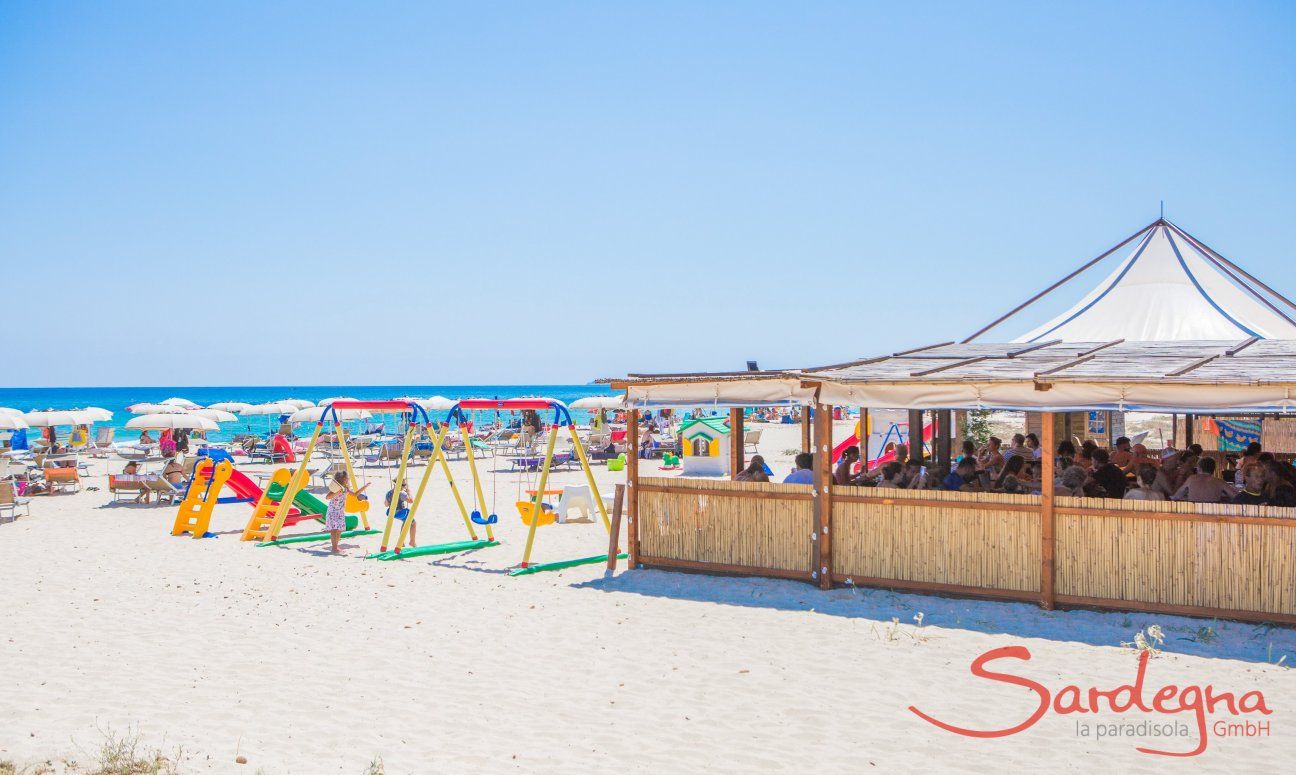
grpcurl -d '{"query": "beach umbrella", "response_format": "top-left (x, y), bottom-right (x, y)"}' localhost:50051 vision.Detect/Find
top-left (278, 399), bottom-right (316, 410)
top-left (77, 407), bottom-right (114, 422)
top-left (22, 410), bottom-right (97, 427)
top-left (161, 397), bottom-right (201, 409)
top-left (289, 406), bottom-right (373, 424)
top-left (423, 395), bottom-right (456, 410)
top-left (186, 408), bottom-right (239, 423)
top-left (126, 414), bottom-right (219, 432)
top-left (207, 401), bottom-right (254, 413)
top-left (0, 407), bottom-right (25, 416)
top-left (318, 396), bottom-right (358, 406)
top-left (569, 396), bottom-right (624, 410)
top-left (0, 414), bottom-right (30, 430)
top-left (128, 402), bottom-right (186, 414)
top-left (242, 402), bottom-right (297, 416)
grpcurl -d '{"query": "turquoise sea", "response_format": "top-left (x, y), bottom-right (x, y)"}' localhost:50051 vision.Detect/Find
top-left (0, 385), bottom-right (616, 442)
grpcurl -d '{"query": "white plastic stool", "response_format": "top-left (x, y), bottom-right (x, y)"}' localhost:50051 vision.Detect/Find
top-left (556, 485), bottom-right (594, 524)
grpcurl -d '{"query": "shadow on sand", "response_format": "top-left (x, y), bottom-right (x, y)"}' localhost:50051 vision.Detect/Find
top-left (575, 568), bottom-right (1296, 666)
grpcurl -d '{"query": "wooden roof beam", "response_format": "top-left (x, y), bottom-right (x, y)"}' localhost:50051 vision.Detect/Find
top-left (1225, 336), bottom-right (1261, 356)
top-left (802, 341), bottom-right (954, 373)
top-left (910, 356), bottom-right (991, 377)
top-left (1006, 339), bottom-right (1062, 358)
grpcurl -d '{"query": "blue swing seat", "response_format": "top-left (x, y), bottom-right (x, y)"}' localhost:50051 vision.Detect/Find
top-left (471, 510), bottom-right (499, 526)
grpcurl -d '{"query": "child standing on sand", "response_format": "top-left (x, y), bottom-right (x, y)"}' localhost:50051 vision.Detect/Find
top-left (326, 471), bottom-right (368, 555)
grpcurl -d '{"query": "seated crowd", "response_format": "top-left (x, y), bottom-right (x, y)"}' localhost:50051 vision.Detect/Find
top-left (804, 435), bottom-right (1296, 506)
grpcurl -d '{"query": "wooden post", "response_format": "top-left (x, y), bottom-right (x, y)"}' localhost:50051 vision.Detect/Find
top-left (1185, 414), bottom-right (1195, 447)
top-left (813, 402), bottom-right (833, 590)
top-left (860, 408), bottom-right (870, 466)
top-left (800, 408), bottom-right (812, 453)
top-left (1171, 413), bottom-right (1178, 448)
top-left (729, 407), bottom-right (744, 480)
top-left (908, 409), bottom-right (924, 463)
top-left (936, 409), bottom-right (952, 469)
top-left (1040, 410), bottom-right (1056, 610)
top-left (606, 483), bottom-right (625, 570)
top-left (626, 410), bottom-right (640, 569)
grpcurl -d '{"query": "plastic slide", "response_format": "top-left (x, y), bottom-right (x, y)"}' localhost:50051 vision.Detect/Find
top-left (226, 468), bottom-right (305, 519)
top-left (833, 423), bottom-right (935, 467)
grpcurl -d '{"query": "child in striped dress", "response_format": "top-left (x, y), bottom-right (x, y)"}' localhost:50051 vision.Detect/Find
top-left (326, 471), bottom-right (368, 555)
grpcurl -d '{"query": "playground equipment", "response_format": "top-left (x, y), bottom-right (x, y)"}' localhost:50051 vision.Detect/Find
top-left (453, 398), bottom-right (622, 576)
top-left (832, 420), bottom-right (934, 469)
top-left (370, 402), bottom-right (498, 561)
top-left (680, 416), bottom-right (730, 476)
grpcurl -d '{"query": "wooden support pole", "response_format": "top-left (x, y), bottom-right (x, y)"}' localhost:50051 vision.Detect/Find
top-left (1040, 410), bottom-right (1056, 610)
top-left (908, 409), bottom-right (924, 463)
top-left (729, 407), bottom-right (744, 480)
top-left (606, 484), bottom-right (625, 570)
top-left (1185, 414), bottom-right (1195, 447)
top-left (800, 408), bottom-right (812, 453)
top-left (626, 410), bottom-right (640, 569)
top-left (860, 408), bottom-right (870, 466)
top-left (813, 402), bottom-right (834, 590)
top-left (936, 409), bottom-right (952, 470)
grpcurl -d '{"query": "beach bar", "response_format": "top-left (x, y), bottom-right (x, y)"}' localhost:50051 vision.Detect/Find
top-left (610, 221), bottom-right (1296, 626)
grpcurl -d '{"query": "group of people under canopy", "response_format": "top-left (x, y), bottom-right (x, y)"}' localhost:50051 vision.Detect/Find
top-left (734, 432), bottom-right (1296, 507)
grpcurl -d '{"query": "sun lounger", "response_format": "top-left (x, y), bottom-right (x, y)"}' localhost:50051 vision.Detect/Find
top-left (43, 467), bottom-right (81, 494)
top-left (744, 429), bottom-right (763, 454)
top-left (108, 474), bottom-right (152, 503)
top-left (0, 481), bottom-right (31, 521)
top-left (145, 476), bottom-right (184, 505)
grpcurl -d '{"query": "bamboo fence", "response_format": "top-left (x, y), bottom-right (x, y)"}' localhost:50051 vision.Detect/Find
top-left (636, 476), bottom-right (814, 578)
top-left (832, 488), bottom-right (1041, 596)
top-left (1055, 496), bottom-right (1296, 618)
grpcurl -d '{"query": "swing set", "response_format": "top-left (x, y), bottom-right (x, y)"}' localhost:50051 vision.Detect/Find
top-left (452, 398), bottom-right (624, 576)
top-left (245, 400), bottom-right (494, 556)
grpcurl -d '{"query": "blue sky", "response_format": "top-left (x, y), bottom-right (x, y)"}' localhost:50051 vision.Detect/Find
top-left (2, 1), bottom-right (1294, 386)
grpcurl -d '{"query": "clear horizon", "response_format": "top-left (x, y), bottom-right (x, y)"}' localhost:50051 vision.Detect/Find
top-left (3, 1), bottom-right (1294, 387)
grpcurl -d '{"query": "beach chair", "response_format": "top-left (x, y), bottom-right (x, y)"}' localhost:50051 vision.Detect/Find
top-left (108, 474), bottom-right (151, 504)
top-left (744, 429), bottom-right (762, 454)
top-left (146, 476), bottom-right (184, 505)
top-left (43, 467), bottom-right (81, 494)
top-left (0, 481), bottom-right (31, 521)
top-left (93, 426), bottom-right (115, 450)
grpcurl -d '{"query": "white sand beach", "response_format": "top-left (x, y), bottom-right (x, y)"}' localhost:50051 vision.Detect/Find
top-left (2, 421), bottom-right (1293, 773)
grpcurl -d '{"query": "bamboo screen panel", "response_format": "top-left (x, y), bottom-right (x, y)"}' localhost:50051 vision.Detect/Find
top-left (636, 476), bottom-right (814, 574)
top-left (833, 488), bottom-right (1041, 594)
top-left (1055, 497), bottom-right (1296, 617)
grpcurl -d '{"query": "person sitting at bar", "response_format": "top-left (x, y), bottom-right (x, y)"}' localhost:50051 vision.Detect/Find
top-left (977, 437), bottom-right (1004, 472)
top-left (1124, 464), bottom-right (1165, 501)
top-left (859, 443), bottom-right (907, 482)
top-left (1089, 448), bottom-right (1127, 498)
top-left (942, 458), bottom-right (979, 491)
top-left (1024, 433), bottom-right (1042, 460)
top-left (1121, 443), bottom-right (1157, 475)
top-left (1237, 441), bottom-right (1264, 480)
top-left (782, 453), bottom-right (815, 484)
top-left (875, 461), bottom-right (905, 488)
top-left (1055, 465), bottom-right (1088, 496)
top-left (901, 458), bottom-right (927, 489)
top-left (1232, 465), bottom-right (1268, 505)
top-left (993, 455), bottom-right (1025, 491)
top-left (735, 455), bottom-right (770, 483)
top-left (1002, 434), bottom-right (1027, 464)
top-left (1172, 457), bottom-right (1235, 503)
top-left (1152, 451), bottom-right (1184, 498)
top-left (834, 446), bottom-right (860, 486)
top-left (1110, 436), bottom-right (1134, 468)
top-left (1054, 440), bottom-right (1076, 471)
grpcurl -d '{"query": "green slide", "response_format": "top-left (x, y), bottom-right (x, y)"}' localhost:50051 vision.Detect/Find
top-left (265, 481), bottom-right (328, 516)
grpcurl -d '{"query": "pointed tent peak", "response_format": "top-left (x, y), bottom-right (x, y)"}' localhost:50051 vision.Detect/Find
top-left (964, 219), bottom-right (1296, 344)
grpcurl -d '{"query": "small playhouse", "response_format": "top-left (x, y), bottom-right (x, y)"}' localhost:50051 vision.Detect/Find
top-left (680, 416), bottom-right (731, 476)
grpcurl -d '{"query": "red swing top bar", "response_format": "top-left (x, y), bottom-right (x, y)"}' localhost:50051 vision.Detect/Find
top-left (457, 398), bottom-right (558, 410)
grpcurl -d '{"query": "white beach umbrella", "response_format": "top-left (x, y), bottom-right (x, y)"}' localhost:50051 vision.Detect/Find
top-left (278, 399), bottom-right (316, 410)
top-left (422, 395), bottom-right (456, 410)
top-left (242, 402), bottom-right (297, 416)
top-left (126, 414), bottom-right (219, 432)
top-left (0, 414), bottom-right (30, 430)
top-left (289, 406), bottom-right (373, 424)
top-left (186, 408), bottom-right (239, 423)
top-left (569, 395), bottom-right (624, 410)
top-left (161, 397), bottom-right (201, 409)
top-left (77, 407), bottom-right (114, 422)
top-left (0, 407), bottom-right (25, 416)
top-left (128, 402), bottom-right (186, 414)
top-left (318, 396), bottom-right (358, 406)
top-left (207, 401), bottom-right (254, 413)
top-left (22, 410), bottom-right (97, 427)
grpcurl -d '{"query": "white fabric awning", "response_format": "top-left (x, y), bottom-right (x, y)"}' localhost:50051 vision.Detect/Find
top-left (626, 378), bottom-right (816, 408)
